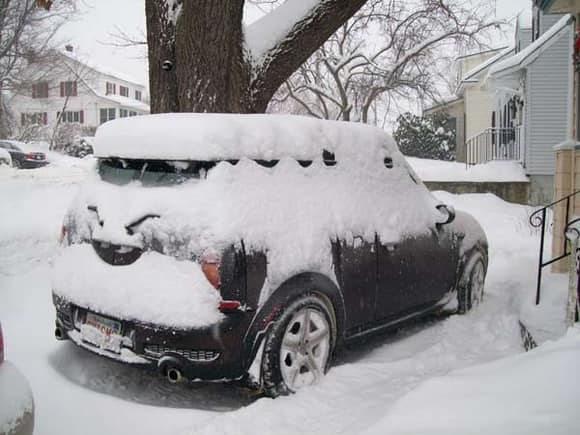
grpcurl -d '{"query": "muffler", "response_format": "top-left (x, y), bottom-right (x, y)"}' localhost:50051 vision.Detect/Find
top-left (55, 327), bottom-right (67, 340)
top-left (166, 367), bottom-right (183, 384)
top-left (158, 355), bottom-right (186, 384)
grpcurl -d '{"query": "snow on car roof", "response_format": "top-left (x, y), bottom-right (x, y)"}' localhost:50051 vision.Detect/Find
top-left (94, 113), bottom-right (397, 161)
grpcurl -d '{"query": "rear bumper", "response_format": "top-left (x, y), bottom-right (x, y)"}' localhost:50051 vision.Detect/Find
top-left (20, 160), bottom-right (48, 169)
top-left (53, 294), bottom-right (251, 381)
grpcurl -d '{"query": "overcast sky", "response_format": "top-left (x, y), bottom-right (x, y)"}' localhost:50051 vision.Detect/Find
top-left (58, 0), bottom-right (534, 89)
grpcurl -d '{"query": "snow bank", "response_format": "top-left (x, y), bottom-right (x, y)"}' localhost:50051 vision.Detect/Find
top-left (0, 361), bottom-right (34, 435)
top-left (407, 157), bottom-right (528, 182)
top-left (362, 326), bottom-right (580, 435)
top-left (93, 113), bottom-right (396, 162)
top-left (52, 244), bottom-right (223, 329)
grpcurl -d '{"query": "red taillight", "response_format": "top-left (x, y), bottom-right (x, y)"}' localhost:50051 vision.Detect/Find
top-left (219, 300), bottom-right (241, 312)
top-left (58, 224), bottom-right (67, 244)
top-left (201, 252), bottom-right (221, 289)
top-left (201, 252), bottom-right (242, 313)
top-left (0, 323), bottom-right (4, 363)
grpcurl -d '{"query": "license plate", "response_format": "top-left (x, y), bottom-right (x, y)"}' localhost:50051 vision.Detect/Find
top-left (85, 312), bottom-right (122, 335)
top-left (81, 312), bottom-right (123, 353)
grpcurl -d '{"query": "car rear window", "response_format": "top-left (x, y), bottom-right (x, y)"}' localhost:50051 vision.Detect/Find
top-left (98, 158), bottom-right (216, 186)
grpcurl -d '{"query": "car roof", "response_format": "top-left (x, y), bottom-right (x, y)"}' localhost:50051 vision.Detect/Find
top-left (93, 113), bottom-right (399, 162)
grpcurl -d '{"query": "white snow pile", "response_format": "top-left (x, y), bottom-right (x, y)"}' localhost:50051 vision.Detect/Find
top-left (362, 326), bottom-right (580, 435)
top-left (0, 362), bottom-right (34, 435)
top-left (52, 244), bottom-right (222, 329)
top-left (407, 157), bottom-right (529, 182)
top-left (53, 114), bottom-right (451, 327)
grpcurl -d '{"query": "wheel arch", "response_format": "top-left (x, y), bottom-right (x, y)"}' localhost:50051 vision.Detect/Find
top-left (241, 272), bottom-right (346, 372)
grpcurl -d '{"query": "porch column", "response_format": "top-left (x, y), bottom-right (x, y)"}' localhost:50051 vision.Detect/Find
top-left (552, 141), bottom-right (580, 272)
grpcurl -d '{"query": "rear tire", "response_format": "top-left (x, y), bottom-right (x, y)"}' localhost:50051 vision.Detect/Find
top-left (261, 294), bottom-right (335, 398)
top-left (458, 252), bottom-right (486, 314)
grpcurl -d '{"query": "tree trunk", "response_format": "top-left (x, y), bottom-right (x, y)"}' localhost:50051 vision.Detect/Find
top-left (145, 0), bottom-right (367, 114)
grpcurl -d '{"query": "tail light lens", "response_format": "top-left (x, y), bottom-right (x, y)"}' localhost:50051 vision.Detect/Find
top-left (201, 251), bottom-right (242, 313)
top-left (201, 252), bottom-right (221, 289)
top-left (59, 224), bottom-right (67, 244)
top-left (0, 322), bottom-right (4, 363)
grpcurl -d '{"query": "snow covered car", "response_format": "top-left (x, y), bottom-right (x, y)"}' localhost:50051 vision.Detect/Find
top-left (0, 147), bottom-right (11, 166)
top-left (0, 322), bottom-right (35, 435)
top-left (0, 140), bottom-right (47, 169)
top-left (52, 114), bottom-right (488, 397)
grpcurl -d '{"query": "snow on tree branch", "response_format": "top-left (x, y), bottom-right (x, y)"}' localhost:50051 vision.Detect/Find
top-left (273, 0), bottom-right (503, 125)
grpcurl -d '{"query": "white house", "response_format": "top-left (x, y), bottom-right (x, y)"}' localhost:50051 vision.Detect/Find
top-left (9, 46), bottom-right (149, 134)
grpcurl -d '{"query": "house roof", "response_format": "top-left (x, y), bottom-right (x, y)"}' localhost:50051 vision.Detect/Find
top-left (60, 50), bottom-right (145, 88)
top-left (489, 14), bottom-right (573, 78)
top-left (460, 46), bottom-right (514, 84)
top-left (423, 95), bottom-right (463, 113)
top-left (96, 93), bottom-right (150, 112)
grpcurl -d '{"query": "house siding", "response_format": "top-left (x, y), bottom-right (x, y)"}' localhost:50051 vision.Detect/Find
top-left (464, 88), bottom-right (493, 140)
top-left (526, 23), bottom-right (573, 175)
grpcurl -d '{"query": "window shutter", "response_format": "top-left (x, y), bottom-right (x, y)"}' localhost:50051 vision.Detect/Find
top-left (60, 82), bottom-right (64, 97)
top-left (73, 81), bottom-right (78, 96)
top-left (80, 110), bottom-right (84, 124)
top-left (43, 113), bottom-right (47, 125)
top-left (21, 113), bottom-right (25, 126)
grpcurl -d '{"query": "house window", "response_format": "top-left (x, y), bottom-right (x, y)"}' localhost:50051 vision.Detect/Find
top-left (135, 90), bottom-right (142, 101)
top-left (119, 109), bottom-right (128, 118)
top-left (21, 112), bottom-right (47, 126)
top-left (60, 81), bottom-right (77, 97)
top-left (100, 108), bottom-right (116, 124)
top-left (32, 82), bottom-right (49, 99)
top-left (106, 82), bottom-right (116, 95)
top-left (119, 86), bottom-right (129, 97)
top-left (59, 110), bottom-right (84, 124)
top-left (129, 111), bottom-right (137, 117)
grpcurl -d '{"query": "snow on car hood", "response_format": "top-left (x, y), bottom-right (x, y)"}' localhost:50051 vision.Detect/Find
top-left (55, 155), bottom-right (443, 321)
top-left (52, 244), bottom-right (223, 329)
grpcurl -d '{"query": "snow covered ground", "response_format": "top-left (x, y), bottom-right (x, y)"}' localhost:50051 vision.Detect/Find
top-left (0, 158), bottom-right (577, 435)
top-left (407, 157), bottom-right (529, 182)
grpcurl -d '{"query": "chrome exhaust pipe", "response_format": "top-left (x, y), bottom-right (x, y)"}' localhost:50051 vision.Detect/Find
top-left (55, 327), bottom-right (66, 340)
top-left (166, 367), bottom-right (183, 384)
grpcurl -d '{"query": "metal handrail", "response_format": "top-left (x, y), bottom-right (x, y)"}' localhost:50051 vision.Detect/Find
top-left (530, 190), bottom-right (580, 305)
top-left (466, 127), bottom-right (522, 167)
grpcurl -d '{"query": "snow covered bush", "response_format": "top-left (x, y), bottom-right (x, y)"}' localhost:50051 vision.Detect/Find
top-left (394, 112), bottom-right (456, 161)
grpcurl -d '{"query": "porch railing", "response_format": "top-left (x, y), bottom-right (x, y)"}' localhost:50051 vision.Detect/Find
top-left (466, 127), bottom-right (522, 166)
top-left (530, 190), bottom-right (580, 305)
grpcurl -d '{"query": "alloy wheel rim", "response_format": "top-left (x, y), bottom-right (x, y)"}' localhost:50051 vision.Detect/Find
top-left (470, 261), bottom-right (485, 307)
top-left (280, 307), bottom-right (330, 391)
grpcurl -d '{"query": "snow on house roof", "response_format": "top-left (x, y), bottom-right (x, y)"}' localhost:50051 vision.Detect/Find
top-left (60, 49), bottom-right (145, 88)
top-left (96, 93), bottom-right (150, 112)
top-left (460, 46), bottom-right (514, 84)
top-left (490, 14), bottom-right (573, 77)
top-left (423, 95), bottom-right (463, 113)
top-left (94, 113), bottom-right (398, 161)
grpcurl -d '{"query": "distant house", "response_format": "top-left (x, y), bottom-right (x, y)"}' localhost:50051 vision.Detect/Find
top-left (8, 45), bottom-right (149, 136)
top-left (424, 47), bottom-right (513, 163)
